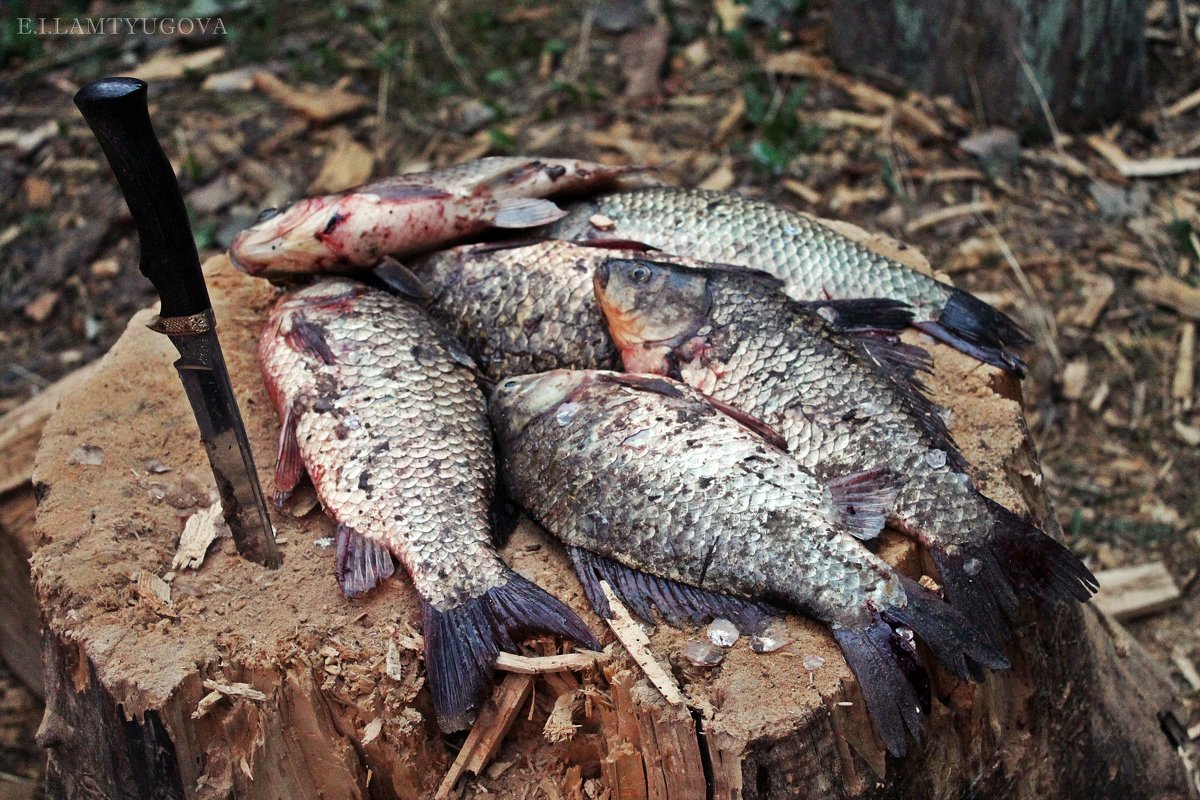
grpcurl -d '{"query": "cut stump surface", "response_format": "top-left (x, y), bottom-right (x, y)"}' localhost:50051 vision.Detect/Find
top-left (31, 246), bottom-right (1193, 799)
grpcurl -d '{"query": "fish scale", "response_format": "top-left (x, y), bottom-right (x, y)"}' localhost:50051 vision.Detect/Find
top-left (491, 369), bottom-right (1008, 757)
top-left (259, 279), bottom-right (597, 732)
top-left (412, 240), bottom-right (622, 378)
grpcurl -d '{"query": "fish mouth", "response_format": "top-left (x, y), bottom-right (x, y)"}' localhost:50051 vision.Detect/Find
top-left (229, 197), bottom-right (335, 274)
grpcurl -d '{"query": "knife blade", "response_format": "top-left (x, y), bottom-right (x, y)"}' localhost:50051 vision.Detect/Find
top-left (74, 77), bottom-right (280, 569)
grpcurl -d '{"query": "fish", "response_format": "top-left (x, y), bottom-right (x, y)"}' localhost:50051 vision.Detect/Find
top-left (231, 157), bottom-right (642, 277)
top-left (258, 278), bottom-right (598, 731)
top-left (392, 239), bottom-right (917, 381)
top-left (592, 257), bottom-right (1098, 647)
top-left (490, 369), bottom-right (1008, 757)
top-left (545, 187), bottom-right (1031, 374)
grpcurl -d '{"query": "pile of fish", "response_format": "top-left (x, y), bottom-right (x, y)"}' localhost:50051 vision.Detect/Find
top-left (242, 156), bottom-right (1097, 758)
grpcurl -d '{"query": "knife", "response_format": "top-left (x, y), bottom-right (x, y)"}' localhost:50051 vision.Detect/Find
top-left (74, 77), bottom-right (280, 569)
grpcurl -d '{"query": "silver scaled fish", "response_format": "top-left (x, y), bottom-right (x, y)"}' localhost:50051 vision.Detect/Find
top-left (546, 187), bottom-right (1031, 374)
top-left (490, 369), bottom-right (1007, 757)
top-left (259, 278), bottom-right (598, 731)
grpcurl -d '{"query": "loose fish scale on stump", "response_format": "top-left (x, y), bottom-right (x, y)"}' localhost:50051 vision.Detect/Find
top-left (27, 255), bottom-right (1192, 800)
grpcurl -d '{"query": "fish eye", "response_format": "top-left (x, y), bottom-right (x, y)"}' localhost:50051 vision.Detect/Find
top-left (501, 379), bottom-right (519, 390)
top-left (631, 265), bottom-right (653, 284)
top-left (255, 207), bottom-right (280, 223)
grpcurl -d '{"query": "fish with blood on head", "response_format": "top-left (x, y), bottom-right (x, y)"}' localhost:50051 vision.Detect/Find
top-left (545, 186), bottom-right (1031, 374)
top-left (490, 368), bottom-right (1008, 758)
top-left (231, 156), bottom-right (644, 277)
top-left (593, 257), bottom-right (1098, 648)
top-left (258, 278), bottom-right (598, 732)
top-left (391, 238), bottom-right (918, 381)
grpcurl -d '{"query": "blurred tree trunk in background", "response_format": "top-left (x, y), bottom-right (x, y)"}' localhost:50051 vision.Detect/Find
top-left (828, 0), bottom-right (1147, 135)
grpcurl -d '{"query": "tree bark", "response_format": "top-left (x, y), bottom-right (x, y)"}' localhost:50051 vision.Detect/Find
top-left (28, 252), bottom-right (1194, 799)
top-left (827, 0), bottom-right (1148, 134)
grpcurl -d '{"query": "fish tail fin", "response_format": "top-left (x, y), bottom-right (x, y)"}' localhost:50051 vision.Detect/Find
top-left (927, 542), bottom-right (1017, 649)
top-left (884, 576), bottom-right (1010, 682)
top-left (831, 619), bottom-right (928, 758)
top-left (422, 569), bottom-right (600, 732)
top-left (981, 496), bottom-right (1099, 605)
top-left (916, 290), bottom-right (1030, 376)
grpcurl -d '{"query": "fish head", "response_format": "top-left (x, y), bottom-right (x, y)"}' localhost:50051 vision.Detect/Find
top-left (230, 195), bottom-right (351, 275)
top-left (593, 258), bottom-right (711, 374)
top-left (488, 369), bottom-right (594, 443)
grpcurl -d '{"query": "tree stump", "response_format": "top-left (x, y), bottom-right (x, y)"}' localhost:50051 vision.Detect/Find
top-left (30, 248), bottom-right (1193, 800)
top-left (827, 0), bottom-right (1148, 134)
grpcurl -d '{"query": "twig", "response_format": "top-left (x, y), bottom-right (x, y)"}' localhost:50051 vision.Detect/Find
top-left (1015, 48), bottom-right (1065, 155)
top-left (373, 66), bottom-right (391, 162)
top-left (905, 200), bottom-right (995, 234)
top-left (435, 673), bottom-right (534, 799)
top-left (599, 581), bottom-right (685, 705)
top-left (392, 631), bottom-right (602, 674)
top-left (564, 5), bottom-right (597, 84)
top-left (985, 222), bottom-right (1061, 365)
top-left (432, 1), bottom-right (481, 96)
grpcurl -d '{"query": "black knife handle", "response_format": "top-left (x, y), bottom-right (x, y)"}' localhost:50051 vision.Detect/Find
top-left (74, 77), bottom-right (210, 320)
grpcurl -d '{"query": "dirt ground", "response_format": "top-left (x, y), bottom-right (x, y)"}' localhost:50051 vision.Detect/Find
top-left (2, 0), bottom-right (1200, 790)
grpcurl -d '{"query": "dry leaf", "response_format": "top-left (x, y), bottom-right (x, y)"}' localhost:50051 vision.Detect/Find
top-left (309, 135), bottom-right (374, 194)
top-left (253, 71), bottom-right (367, 124)
top-left (133, 46), bottom-right (225, 82)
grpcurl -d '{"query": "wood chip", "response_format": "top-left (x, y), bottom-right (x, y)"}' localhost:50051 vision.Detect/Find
top-left (1061, 360), bottom-right (1089, 401)
top-left (252, 71), bottom-right (367, 124)
top-left (392, 631), bottom-right (600, 675)
top-left (1093, 562), bottom-right (1182, 621)
top-left (1087, 134), bottom-right (1200, 178)
top-left (1174, 323), bottom-right (1195, 411)
top-left (599, 581), bottom-right (684, 705)
top-left (203, 679), bottom-right (268, 701)
top-left (712, 94), bottom-right (745, 146)
top-left (132, 46), bottom-right (225, 82)
top-left (782, 178), bottom-right (821, 206)
top-left (191, 690), bottom-right (224, 719)
top-left (698, 161), bottom-right (735, 191)
top-left (362, 717), bottom-right (384, 746)
top-left (1172, 651), bottom-right (1200, 692)
top-left (1071, 273), bottom-right (1115, 328)
top-left (905, 201), bottom-right (995, 234)
top-left (436, 673), bottom-right (534, 799)
top-left (172, 499), bottom-right (233, 571)
top-left (1135, 275), bottom-right (1200, 319)
top-left (895, 101), bottom-right (945, 140)
top-left (495, 651), bottom-right (602, 675)
top-left (132, 571), bottom-right (177, 619)
top-left (1164, 87), bottom-right (1200, 118)
top-left (23, 290), bottom-right (59, 323)
top-left (309, 135), bottom-right (374, 194)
